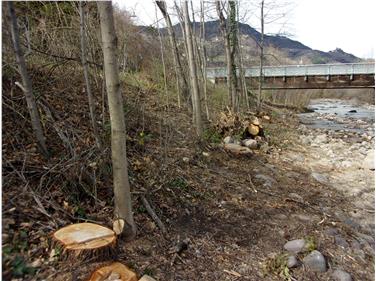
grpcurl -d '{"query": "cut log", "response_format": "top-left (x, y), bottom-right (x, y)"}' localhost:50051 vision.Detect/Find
top-left (251, 116), bottom-right (260, 126)
top-left (224, 143), bottom-right (253, 155)
top-left (52, 223), bottom-right (116, 261)
top-left (88, 262), bottom-right (137, 281)
top-left (248, 124), bottom-right (260, 136)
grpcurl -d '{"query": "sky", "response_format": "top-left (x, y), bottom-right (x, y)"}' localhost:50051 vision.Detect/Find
top-left (114, 0), bottom-right (375, 59)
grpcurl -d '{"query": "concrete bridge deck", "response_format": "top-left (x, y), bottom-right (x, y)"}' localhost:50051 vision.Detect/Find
top-left (207, 62), bottom-right (375, 89)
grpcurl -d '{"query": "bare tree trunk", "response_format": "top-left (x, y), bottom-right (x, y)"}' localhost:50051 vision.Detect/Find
top-left (156, 1), bottom-right (189, 102)
top-left (216, 1), bottom-right (236, 110)
top-left (183, 1), bottom-right (203, 136)
top-left (155, 3), bottom-right (169, 105)
top-left (7, 2), bottom-right (49, 158)
top-left (228, 1), bottom-right (239, 111)
top-left (200, 1), bottom-right (210, 120)
top-left (257, 0), bottom-right (265, 111)
top-left (97, 1), bottom-right (136, 239)
top-left (79, 2), bottom-right (101, 149)
top-left (236, 0), bottom-right (249, 110)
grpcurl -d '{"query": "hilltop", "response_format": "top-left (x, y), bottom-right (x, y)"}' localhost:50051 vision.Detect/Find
top-left (156, 20), bottom-right (364, 66)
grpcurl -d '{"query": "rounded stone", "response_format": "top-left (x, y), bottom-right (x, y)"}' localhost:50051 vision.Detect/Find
top-left (302, 250), bottom-right (327, 272)
top-left (284, 239), bottom-right (307, 254)
top-left (287, 255), bottom-right (298, 268)
top-left (332, 269), bottom-right (352, 281)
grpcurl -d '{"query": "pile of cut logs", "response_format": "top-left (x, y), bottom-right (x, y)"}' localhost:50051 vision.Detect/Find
top-left (223, 115), bottom-right (269, 155)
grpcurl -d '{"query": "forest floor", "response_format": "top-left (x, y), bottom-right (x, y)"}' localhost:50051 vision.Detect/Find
top-left (2, 73), bottom-right (374, 281)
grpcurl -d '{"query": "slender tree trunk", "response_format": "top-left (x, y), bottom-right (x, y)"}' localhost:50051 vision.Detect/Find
top-left (228, 1), bottom-right (239, 111)
top-left (236, 0), bottom-right (249, 110)
top-left (79, 2), bottom-right (101, 149)
top-left (200, 1), bottom-right (210, 120)
top-left (155, 3), bottom-right (169, 105)
top-left (257, 0), bottom-right (265, 111)
top-left (216, 1), bottom-right (235, 110)
top-left (183, 1), bottom-right (203, 136)
top-left (7, 2), bottom-right (49, 158)
top-left (156, 1), bottom-right (189, 102)
top-left (97, 1), bottom-right (136, 239)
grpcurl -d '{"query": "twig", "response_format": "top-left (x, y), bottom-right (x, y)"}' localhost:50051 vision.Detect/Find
top-left (140, 195), bottom-right (167, 234)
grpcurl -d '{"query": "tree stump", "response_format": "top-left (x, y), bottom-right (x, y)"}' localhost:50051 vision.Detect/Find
top-left (88, 262), bottom-right (137, 281)
top-left (52, 223), bottom-right (116, 261)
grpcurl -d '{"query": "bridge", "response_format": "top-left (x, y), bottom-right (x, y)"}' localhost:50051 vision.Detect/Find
top-left (207, 62), bottom-right (375, 89)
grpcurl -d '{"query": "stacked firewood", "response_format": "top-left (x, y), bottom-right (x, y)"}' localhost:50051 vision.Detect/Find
top-left (220, 113), bottom-right (269, 155)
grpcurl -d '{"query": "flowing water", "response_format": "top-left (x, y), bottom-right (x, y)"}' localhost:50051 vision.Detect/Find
top-left (298, 99), bottom-right (374, 133)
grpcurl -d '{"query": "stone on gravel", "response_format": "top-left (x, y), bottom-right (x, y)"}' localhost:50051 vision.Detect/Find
top-left (223, 136), bottom-right (234, 144)
top-left (335, 235), bottom-right (349, 248)
top-left (302, 250), bottom-right (327, 272)
top-left (284, 239), bottom-right (307, 254)
top-left (241, 139), bottom-right (258, 149)
top-left (311, 172), bottom-right (328, 184)
top-left (287, 255), bottom-right (298, 268)
top-left (362, 150), bottom-right (374, 170)
top-left (332, 269), bottom-right (352, 281)
top-left (254, 174), bottom-right (276, 188)
top-left (324, 227), bottom-right (338, 236)
top-left (139, 275), bottom-right (157, 281)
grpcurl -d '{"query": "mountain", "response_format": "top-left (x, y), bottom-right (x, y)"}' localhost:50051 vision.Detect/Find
top-left (159, 20), bottom-right (363, 66)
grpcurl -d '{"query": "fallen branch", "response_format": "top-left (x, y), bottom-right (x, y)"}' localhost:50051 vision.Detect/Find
top-left (140, 195), bottom-right (167, 234)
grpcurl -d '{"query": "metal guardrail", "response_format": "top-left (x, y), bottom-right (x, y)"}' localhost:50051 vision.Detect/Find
top-left (206, 62), bottom-right (375, 78)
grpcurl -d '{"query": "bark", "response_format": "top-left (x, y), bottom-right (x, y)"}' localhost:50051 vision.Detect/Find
top-left (200, 1), bottom-right (210, 120)
top-left (183, 1), bottom-right (203, 136)
top-left (97, 1), bottom-right (136, 239)
top-left (7, 2), bottom-right (49, 158)
top-left (257, 0), bottom-right (265, 111)
top-left (156, 1), bottom-right (189, 101)
top-left (216, 1), bottom-right (237, 111)
top-left (79, 2), bottom-right (102, 149)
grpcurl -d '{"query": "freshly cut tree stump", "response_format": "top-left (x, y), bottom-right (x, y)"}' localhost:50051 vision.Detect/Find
top-left (52, 223), bottom-right (116, 260)
top-left (88, 262), bottom-right (137, 281)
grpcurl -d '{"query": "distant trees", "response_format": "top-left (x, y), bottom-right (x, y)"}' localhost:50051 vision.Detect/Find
top-left (156, 1), bottom-right (189, 104)
top-left (97, 1), bottom-right (136, 239)
top-left (7, 2), bottom-right (49, 158)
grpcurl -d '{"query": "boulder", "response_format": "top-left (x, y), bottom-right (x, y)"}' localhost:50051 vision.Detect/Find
top-left (362, 150), bottom-right (374, 170)
top-left (223, 136), bottom-right (234, 144)
top-left (302, 250), bottom-right (327, 272)
top-left (224, 143), bottom-right (253, 155)
top-left (241, 139), bottom-right (258, 149)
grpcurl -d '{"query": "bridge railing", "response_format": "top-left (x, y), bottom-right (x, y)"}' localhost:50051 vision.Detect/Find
top-left (206, 62), bottom-right (375, 78)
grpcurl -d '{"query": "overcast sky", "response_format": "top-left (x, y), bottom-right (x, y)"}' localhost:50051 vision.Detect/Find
top-left (114, 0), bottom-right (375, 59)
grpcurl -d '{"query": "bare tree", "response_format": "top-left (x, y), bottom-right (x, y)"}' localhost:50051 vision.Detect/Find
top-left (79, 2), bottom-right (102, 149)
top-left (7, 2), bottom-right (49, 158)
top-left (156, 1), bottom-right (189, 103)
top-left (257, 0), bottom-right (264, 111)
top-left (200, 1), bottom-right (210, 120)
top-left (97, 1), bottom-right (136, 239)
top-left (183, 1), bottom-right (203, 136)
top-left (216, 1), bottom-right (238, 111)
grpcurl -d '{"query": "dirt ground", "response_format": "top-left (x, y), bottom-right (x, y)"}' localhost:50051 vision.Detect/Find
top-left (2, 80), bottom-right (375, 281)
